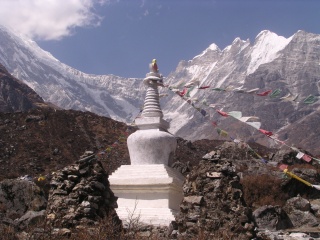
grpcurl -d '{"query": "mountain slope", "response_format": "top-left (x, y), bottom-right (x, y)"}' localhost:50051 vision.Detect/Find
top-left (161, 30), bottom-right (320, 154)
top-left (0, 63), bottom-right (44, 112)
top-left (0, 25), bottom-right (144, 123)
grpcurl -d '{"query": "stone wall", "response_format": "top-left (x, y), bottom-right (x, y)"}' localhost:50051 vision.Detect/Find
top-left (175, 159), bottom-right (255, 239)
top-left (46, 151), bottom-right (121, 229)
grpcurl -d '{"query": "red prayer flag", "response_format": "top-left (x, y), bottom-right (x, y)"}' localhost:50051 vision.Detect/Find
top-left (178, 88), bottom-right (187, 97)
top-left (256, 90), bottom-right (272, 96)
top-left (217, 110), bottom-right (229, 117)
top-left (302, 154), bottom-right (312, 162)
top-left (259, 129), bottom-right (273, 136)
top-left (211, 121), bottom-right (218, 127)
top-left (198, 86), bottom-right (210, 89)
top-left (279, 164), bottom-right (288, 171)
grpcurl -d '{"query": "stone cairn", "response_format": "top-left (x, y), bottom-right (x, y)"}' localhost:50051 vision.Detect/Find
top-left (175, 157), bottom-right (255, 239)
top-left (46, 151), bottom-right (120, 229)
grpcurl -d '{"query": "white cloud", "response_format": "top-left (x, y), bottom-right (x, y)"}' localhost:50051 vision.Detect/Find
top-left (0, 0), bottom-right (109, 40)
top-left (143, 9), bottom-right (149, 16)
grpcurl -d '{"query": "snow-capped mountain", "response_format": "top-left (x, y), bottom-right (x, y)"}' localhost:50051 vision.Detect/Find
top-left (161, 30), bottom-right (320, 154)
top-left (1, 25), bottom-right (320, 154)
top-left (0, 25), bottom-right (144, 123)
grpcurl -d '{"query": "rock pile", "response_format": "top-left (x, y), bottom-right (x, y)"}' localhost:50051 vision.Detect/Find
top-left (175, 158), bottom-right (255, 239)
top-left (46, 151), bottom-right (121, 229)
top-left (0, 178), bottom-right (47, 230)
top-left (253, 195), bottom-right (320, 239)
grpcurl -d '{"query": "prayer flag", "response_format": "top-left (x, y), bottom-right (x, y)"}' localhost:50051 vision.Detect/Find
top-left (217, 128), bottom-right (228, 137)
top-left (280, 93), bottom-right (299, 102)
top-left (269, 89), bottom-right (282, 98)
top-left (200, 109), bottom-right (207, 117)
top-left (280, 93), bottom-right (291, 100)
top-left (296, 152), bottom-right (304, 159)
top-left (198, 86), bottom-right (210, 89)
top-left (170, 88), bottom-right (180, 92)
top-left (302, 154), bottom-right (312, 163)
top-left (246, 122), bottom-right (261, 130)
top-left (239, 116), bottom-right (259, 122)
top-left (212, 88), bottom-right (225, 91)
top-left (234, 87), bottom-right (246, 93)
top-left (211, 121), bottom-right (218, 127)
top-left (225, 86), bottom-right (234, 92)
top-left (186, 86), bottom-right (195, 98)
top-left (279, 164), bottom-right (288, 171)
top-left (303, 95), bottom-right (318, 104)
top-left (228, 111), bottom-right (242, 119)
top-left (256, 90), bottom-right (272, 96)
top-left (217, 110), bottom-right (229, 117)
top-left (259, 129), bottom-right (273, 136)
top-left (185, 79), bottom-right (200, 88)
top-left (178, 88), bottom-right (187, 97)
top-left (246, 88), bottom-right (260, 94)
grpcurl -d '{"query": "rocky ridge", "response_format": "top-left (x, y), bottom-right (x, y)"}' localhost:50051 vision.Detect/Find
top-left (0, 63), bottom-right (44, 112)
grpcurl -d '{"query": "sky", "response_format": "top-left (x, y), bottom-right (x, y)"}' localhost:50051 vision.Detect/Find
top-left (0, 0), bottom-right (320, 78)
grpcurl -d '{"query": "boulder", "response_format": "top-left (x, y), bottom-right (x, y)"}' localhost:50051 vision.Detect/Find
top-left (283, 196), bottom-right (319, 228)
top-left (253, 205), bottom-right (293, 230)
top-left (0, 179), bottom-right (47, 220)
top-left (14, 210), bottom-right (46, 230)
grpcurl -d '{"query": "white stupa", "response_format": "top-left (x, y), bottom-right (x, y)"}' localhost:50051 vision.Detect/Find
top-left (109, 59), bottom-right (185, 226)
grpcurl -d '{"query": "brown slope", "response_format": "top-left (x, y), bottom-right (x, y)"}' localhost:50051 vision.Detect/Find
top-left (0, 105), bottom-right (275, 182)
top-left (0, 108), bottom-right (131, 181)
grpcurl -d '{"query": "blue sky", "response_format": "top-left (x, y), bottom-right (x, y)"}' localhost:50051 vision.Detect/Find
top-left (1, 0), bottom-right (320, 78)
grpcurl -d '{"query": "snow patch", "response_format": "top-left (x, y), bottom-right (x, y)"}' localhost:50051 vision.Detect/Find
top-left (247, 30), bottom-right (293, 75)
top-left (193, 43), bottom-right (220, 59)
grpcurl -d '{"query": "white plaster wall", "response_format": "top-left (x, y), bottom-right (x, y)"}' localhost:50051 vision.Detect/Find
top-left (127, 129), bottom-right (177, 165)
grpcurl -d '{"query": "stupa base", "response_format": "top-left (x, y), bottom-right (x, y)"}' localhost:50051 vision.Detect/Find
top-left (109, 164), bottom-right (185, 226)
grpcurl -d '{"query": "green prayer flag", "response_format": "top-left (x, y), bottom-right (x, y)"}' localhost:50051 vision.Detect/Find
top-left (211, 88), bottom-right (225, 91)
top-left (269, 89), bottom-right (282, 98)
top-left (216, 128), bottom-right (228, 137)
top-left (186, 86), bottom-right (195, 98)
top-left (303, 95), bottom-right (318, 104)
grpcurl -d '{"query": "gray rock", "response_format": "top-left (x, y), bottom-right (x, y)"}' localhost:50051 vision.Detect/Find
top-left (183, 196), bottom-right (203, 205)
top-left (285, 196), bottom-right (311, 212)
top-left (14, 210), bottom-right (46, 230)
top-left (0, 179), bottom-right (47, 219)
top-left (253, 205), bottom-right (293, 230)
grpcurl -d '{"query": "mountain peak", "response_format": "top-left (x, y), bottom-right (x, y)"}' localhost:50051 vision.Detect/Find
top-left (193, 43), bottom-right (220, 59)
top-left (247, 30), bottom-right (293, 75)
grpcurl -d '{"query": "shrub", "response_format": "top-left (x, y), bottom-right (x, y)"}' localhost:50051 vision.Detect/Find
top-left (241, 174), bottom-right (288, 209)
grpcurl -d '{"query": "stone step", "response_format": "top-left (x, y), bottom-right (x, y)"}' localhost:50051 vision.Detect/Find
top-left (116, 207), bottom-right (177, 226)
top-left (110, 165), bottom-right (184, 181)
